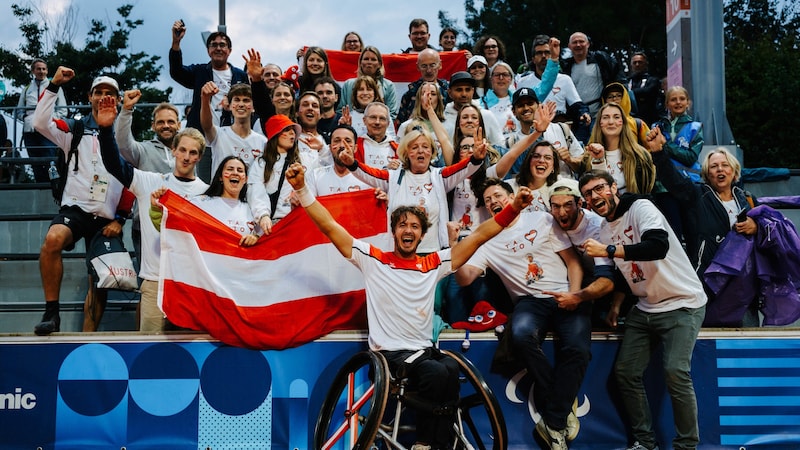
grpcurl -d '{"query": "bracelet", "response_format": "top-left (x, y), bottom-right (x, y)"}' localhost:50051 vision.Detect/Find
top-left (295, 186), bottom-right (316, 207)
top-left (535, 127), bottom-right (547, 133)
top-left (114, 214), bottom-right (127, 225)
top-left (494, 204), bottom-right (519, 228)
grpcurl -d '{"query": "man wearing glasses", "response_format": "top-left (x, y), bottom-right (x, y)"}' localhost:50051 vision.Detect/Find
top-left (396, 48), bottom-right (449, 125)
top-left (550, 170), bottom-right (706, 450)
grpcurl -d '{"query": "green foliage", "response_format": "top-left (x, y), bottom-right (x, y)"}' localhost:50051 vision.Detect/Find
top-left (0, 3), bottom-right (170, 142)
top-left (724, 0), bottom-right (800, 168)
top-left (458, 0), bottom-right (666, 75)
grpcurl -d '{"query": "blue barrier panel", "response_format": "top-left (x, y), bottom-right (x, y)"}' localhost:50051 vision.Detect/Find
top-left (0, 333), bottom-right (799, 449)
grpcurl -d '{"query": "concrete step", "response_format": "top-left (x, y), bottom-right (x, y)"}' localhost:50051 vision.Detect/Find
top-left (2, 308), bottom-right (138, 333)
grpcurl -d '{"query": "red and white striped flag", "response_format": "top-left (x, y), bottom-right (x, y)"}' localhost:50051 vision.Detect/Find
top-left (157, 189), bottom-right (388, 349)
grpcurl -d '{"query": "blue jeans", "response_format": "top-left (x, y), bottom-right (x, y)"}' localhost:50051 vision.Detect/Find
top-left (510, 296), bottom-right (592, 429)
top-left (614, 305), bottom-right (706, 450)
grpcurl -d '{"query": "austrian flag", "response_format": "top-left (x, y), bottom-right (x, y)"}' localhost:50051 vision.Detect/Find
top-left (157, 190), bottom-right (389, 349)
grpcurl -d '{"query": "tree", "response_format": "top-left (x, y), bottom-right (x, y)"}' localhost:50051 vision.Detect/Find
top-left (0, 3), bottom-right (170, 142)
top-left (724, 0), bottom-right (800, 168)
top-left (457, 0), bottom-right (667, 75)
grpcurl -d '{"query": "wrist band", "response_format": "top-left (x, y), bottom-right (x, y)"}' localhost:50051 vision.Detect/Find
top-left (296, 186), bottom-right (315, 207)
top-left (494, 204), bottom-right (519, 227)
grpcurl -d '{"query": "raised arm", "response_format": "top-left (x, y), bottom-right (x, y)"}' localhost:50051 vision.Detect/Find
top-left (451, 185), bottom-right (533, 269)
top-left (493, 101), bottom-right (555, 178)
top-left (96, 96), bottom-right (135, 188)
top-left (114, 89), bottom-right (147, 166)
top-left (422, 89), bottom-right (453, 165)
top-left (200, 81), bottom-right (219, 143)
top-left (285, 162), bottom-right (354, 258)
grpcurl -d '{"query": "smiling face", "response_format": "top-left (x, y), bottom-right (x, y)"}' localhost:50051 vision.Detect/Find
top-left (468, 61), bottom-right (487, 82)
top-left (417, 49), bottom-right (440, 82)
top-left (360, 50), bottom-right (380, 77)
top-left (439, 31), bottom-right (456, 51)
top-left (172, 136), bottom-right (203, 178)
top-left (343, 33), bottom-right (362, 52)
top-left (229, 94), bottom-right (253, 120)
top-left (152, 108), bottom-right (180, 146)
top-left (262, 64), bottom-right (282, 90)
top-left (599, 105), bottom-right (624, 139)
top-left (32, 61), bottom-right (48, 81)
top-left (355, 82), bottom-right (376, 109)
top-left (206, 36), bottom-right (231, 69)
top-left (458, 105), bottom-right (481, 137)
top-left (364, 103), bottom-right (390, 140)
top-left (527, 144), bottom-right (556, 187)
top-left (581, 177), bottom-right (617, 218)
top-left (297, 94), bottom-right (321, 130)
top-left (409, 24), bottom-right (430, 52)
top-left (458, 136), bottom-right (475, 161)
top-left (667, 88), bottom-right (690, 117)
top-left (305, 53), bottom-right (326, 75)
top-left (220, 158), bottom-right (247, 199)
top-left (513, 97), bottom-right (539, 126)
top-left (392, 211), bottom-right (425, 258)
top-left (314, 82), bottom-right (337, 112)
top-left (490, 65), bottom-right (512, 92)
top-left (568, 32), bottom-right (589, 61)
top-left (483, 38), bottom-right (499, 63)
top-left (271, 84), bottom-right (294, 115)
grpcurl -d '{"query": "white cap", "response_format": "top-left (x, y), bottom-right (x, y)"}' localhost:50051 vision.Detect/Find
top-left (549, 178), bottom-right (581, 198)
top-left (90, 75), bottom-right (120, 94)
top-left (467, 55), bottom-right (488, 69)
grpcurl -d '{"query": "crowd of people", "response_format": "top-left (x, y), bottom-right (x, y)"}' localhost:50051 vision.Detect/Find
top-left (19, 16), bottom-right (799, 450)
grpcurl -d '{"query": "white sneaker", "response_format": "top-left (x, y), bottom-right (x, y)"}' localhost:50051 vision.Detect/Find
top-left (411, 444), bottom-right (432, 450)
top-left (626, 442), bottom-right (659, 450)
top-left (536, 419), bottom-right (568, 450)
top-left (565, 397), bottom-right (579, 441)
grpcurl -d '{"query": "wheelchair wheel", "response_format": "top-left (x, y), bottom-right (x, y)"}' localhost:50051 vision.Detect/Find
top-left (442, 350), bottom-right (507, 450)
top-left (315, 351), bottom-right (391, 450)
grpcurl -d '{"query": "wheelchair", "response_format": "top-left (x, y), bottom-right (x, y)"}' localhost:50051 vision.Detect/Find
top-left (314, 349), bottom-right (507, 449)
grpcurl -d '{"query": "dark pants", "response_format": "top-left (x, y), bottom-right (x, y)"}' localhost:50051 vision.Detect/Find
top-left (23, 131), bottom-right (57, 182)
top-left (382, 348), bottom-right (460, 448)
top-left (510, 296), bottom-right (592, 429)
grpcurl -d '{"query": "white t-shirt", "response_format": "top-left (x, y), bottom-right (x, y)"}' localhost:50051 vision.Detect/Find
top-left (590, 149), bottom-right (626, 192)
top-left (211, 67), bottom-right (233, 125)
top-left (191, 195), bottom-right (258, 236)
top-left (130, 172), bottom-right (209, 280)
top-left (298, 132), bottom-right (328, 167)
top-left (450, 166), bottom-right (498, 237)
top-left (356, 135), bottom-right (398, 169)
top-left (465, 211), bottom-right (573, 299)
top-left (209, 125), bottom-right (267, 175)
top-left (247, 152), bottom-right (319, 222)
top-left (391, 171), bottom-right (441, 253)
top-left (507, 179), bottom-right (550, 213)
top-left (517, 73), bottom-right (583, 117)
top-left (308, 165), bottom-right (371, 197)
top-left (542, 123), bottom-right (584, 179)
top-left (488, 95), bottom-right (518, 143)
top-left (595, 198), bottom-right (707, 313)
top-left (349, 239), bottom-right (453, 351)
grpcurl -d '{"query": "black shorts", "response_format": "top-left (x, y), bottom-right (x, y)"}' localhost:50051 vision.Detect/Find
top-left (50, 205), bottom-right (112, 251)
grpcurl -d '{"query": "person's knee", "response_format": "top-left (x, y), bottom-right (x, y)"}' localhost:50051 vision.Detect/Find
top-left (41, 231), bottom-right (67, 254)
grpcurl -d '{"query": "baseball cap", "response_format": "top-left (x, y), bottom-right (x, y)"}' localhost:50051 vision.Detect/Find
top-left (549, 178), bottom-right (582, 198)
top-left (512, 87), bottom-right (539, 106)
top-left (90, 75), bottom-right (120, 95)
top-left (449, 71), bottom-right (475, 87)
top-left (467, 55), bottom-right (488, 69)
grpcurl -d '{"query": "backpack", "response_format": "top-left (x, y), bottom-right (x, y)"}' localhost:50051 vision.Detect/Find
top-left (50, 118), bottom-right (84, 204)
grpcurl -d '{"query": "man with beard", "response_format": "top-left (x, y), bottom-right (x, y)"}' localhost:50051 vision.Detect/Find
top-left (517, 35), bottom-right (591, 131)
top-left (456, 178), bottom-right (585, 450)
top-left (307, 124), bottom-right (382, 198)
top-left (550, 170), bottom-right (707, 450)
top-left (285, 147), bottom-right (529, 450)
top-left (296, 91), bottom-right (330, 167)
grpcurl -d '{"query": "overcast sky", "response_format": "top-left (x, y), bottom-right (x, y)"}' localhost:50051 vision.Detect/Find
top-left (1, 0), bottom-right (470, 104)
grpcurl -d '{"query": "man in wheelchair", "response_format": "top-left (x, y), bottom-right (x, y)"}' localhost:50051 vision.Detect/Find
top-left (285, 139), bottom-right (532, 449)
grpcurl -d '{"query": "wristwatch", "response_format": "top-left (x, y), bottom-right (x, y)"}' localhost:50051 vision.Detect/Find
top-left (606, 244), bottom-right (616, 258)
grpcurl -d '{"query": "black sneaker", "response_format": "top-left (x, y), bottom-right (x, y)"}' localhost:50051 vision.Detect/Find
top-left (34, 314), bottom-right (60, 335)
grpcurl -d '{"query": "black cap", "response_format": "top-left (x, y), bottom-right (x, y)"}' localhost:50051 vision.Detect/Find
top-left (449, 71), bottom-right (475, 87)
top-left (512, 87), bottom-right (539, 106)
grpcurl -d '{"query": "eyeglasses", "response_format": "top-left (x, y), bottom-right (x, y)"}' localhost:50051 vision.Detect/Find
top-left (492, 72), bottom-right (511, 79)
top-left (581, 182), bottom-right (609, 199)
top-left (345, 39), bottom-right (360, 44)
top-left (418, 63), bottom-right (439, 71)
top-left (366, 115), bottom-right (388, 122)
top-left (208, 42), bottom-right (229, 49)
top-left (605, 93), bottom-right (623, 101)
top-left (459, 144), bottom-right (475, 152)
top-left (484, 44), bottom-right (498, 49)
top-left (534, 50), bottom-right (551, 57)
top-left (531, 152), bottom-right (553, 161)
top-left (411, 31), bottom-right (429, 37)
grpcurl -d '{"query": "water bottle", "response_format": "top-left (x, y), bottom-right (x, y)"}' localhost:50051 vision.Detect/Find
top-left (48, 161), bottom-right (59, 181)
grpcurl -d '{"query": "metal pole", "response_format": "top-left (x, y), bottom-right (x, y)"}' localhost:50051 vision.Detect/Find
top-left (218, 0), bottom-right (226, 33)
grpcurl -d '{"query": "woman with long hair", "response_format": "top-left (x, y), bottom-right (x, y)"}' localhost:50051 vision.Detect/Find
top-left (247, 115), bottom-right (318, 234)
top-left (338, 46), bottom-right (398, 121)
top-left (298, 47), bottom-right (337, 97)
top-left (584, 102), bottom-right (656, 195)
top-left (397, 82), bottom-right (452, 166)
top-left (346, 76), bottom-right (387, 138)
top-left (193, 155), bottom-right (260, 246)
top-left (340, 31), bottom-right (363, 52)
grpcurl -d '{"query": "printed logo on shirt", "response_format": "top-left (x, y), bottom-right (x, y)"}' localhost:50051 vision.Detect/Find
top-left (525, 253), bottom-right (544, 285)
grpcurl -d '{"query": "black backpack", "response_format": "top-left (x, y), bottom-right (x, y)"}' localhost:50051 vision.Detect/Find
top-left (50, 118), bottom-right (84, 204)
